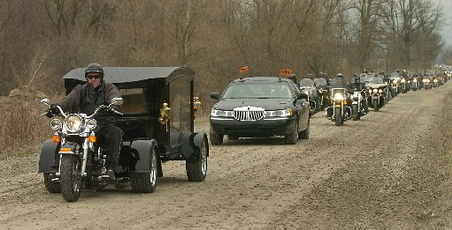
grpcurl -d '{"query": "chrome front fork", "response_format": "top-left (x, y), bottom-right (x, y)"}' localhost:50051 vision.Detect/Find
top-left (81, 138), bottom-right (89, 176)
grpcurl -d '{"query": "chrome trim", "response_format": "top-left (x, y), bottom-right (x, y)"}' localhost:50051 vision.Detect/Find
top-left (210, 117), bottom-right (235, 121)
top-left (263, 117), bottom-right (290, 121)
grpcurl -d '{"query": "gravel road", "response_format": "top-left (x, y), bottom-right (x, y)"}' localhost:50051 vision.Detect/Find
top-left (1, 83), bottom-right (452, 230)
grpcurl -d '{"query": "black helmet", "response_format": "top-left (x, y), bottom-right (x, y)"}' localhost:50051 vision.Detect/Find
top-left (85, 63), bottom-right (104, 78)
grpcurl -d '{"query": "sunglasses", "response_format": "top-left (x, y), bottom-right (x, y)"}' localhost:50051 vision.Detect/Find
top-left (86, 75), bottom-right (101, 80)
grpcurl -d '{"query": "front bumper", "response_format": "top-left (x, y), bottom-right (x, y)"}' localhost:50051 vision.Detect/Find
top-left (210, 117), bottom-right (296, 137)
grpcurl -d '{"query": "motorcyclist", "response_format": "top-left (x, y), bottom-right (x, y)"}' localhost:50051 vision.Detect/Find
top-left (326, 73), bottom-right (350, 117)
top-left (47, 63), bottom-right (123, 179)
top-left (329, 73), bottom-right (348, 89)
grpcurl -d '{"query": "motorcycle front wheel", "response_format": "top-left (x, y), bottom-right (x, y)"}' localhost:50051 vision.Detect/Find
top-left (60, 155), bottom-right (82, 202)
top-left (352, 104), bottom-right (359, 120)
top-left (335, 107), bottom-right (343, 126)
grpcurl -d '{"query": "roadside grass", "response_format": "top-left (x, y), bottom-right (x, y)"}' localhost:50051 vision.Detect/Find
top-left (0, 99), bottom-right (49, 160)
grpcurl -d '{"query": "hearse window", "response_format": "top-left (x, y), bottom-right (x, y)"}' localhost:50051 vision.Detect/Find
top-left (119, 88), bottom-right (147, 113)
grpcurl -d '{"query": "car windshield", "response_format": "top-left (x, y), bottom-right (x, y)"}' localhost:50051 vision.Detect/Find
top-left (314, 78), bottom-right (327, 86)
top-left (222, 82), bottom-right (292, 99)
top-left (300, 78), bottom-right (315, 87)
top-left (369, 77), bottom-right (384, 84)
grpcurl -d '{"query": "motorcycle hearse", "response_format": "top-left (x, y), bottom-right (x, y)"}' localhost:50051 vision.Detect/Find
top-left (39, 67), bottom-right (209, 202)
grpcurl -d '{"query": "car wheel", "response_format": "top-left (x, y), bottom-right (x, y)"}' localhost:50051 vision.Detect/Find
top-left (300, 117), bottom-right (310, 139)
top-left (44, 173), bottom-right (61, 193)
top-left (131, 146), bottom-right (158, 193)
top-left (186, 137), bottom-right (208, 182)
top-left (210, 128), bottom-right (223, 145)
top-left (285, 121), bottom-right (299, 144)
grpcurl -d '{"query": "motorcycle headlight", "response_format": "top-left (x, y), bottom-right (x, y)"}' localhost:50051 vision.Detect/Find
top-left (434, 79), bottom-right (438, 83)
top-left (401, 79), bottom-right (406, 83)
top-left (86, 119), bottom-right (97, 130)
top-left (333, 93), bottom-right (344, 101)
top-left (65, 115), bottom-right (83, 133)
top-left (378, 89), bottom-right (383, 93)
top-left (49, 119), bottom-right (63, 131)
top-left (210, 109), bottom-right (233, 117)
top-left (413, 79), bottom-right (417, 82)
top-left (372, 89), bottom-right (378, 93)
top-left (265, 108), bottom-right (293, 117)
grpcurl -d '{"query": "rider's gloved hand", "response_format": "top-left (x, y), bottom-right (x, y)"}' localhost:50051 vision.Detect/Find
top-left (46, 104), bottom-right (60, 118)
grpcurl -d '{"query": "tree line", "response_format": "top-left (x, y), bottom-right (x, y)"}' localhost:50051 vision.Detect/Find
top-left (0, 0), bottom-right (446, 99)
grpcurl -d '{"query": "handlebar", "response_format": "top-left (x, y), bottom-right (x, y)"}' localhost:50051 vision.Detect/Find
top-left (40, 98), bottom-right (123, 118)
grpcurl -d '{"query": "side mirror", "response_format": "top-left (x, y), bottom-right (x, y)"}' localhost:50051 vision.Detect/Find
top-left (111, 97), bottom-right (123, 106)
top-left (210, 92), bottom-right (220, 100)
top-left (40, 98), bottom-right (50, 106)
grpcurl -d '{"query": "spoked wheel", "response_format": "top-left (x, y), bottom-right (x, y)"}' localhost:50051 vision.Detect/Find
top-left (131, 146), bottom-right (158, 193)
top-left (335, 107), bottom-right (343, 126)
top-left (352, 104), bottom-right (358, 120)
top-left (186, 137), bottom-right (208, 182)
top-left (60, 155), bottom-right (82, 202)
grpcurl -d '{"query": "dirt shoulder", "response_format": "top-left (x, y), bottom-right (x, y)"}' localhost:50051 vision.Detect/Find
top-left (1, 84), bottom-right (452, 230)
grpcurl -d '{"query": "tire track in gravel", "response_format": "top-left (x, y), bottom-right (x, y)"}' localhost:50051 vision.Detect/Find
top-left (266, 85), bottom-right (452, 229)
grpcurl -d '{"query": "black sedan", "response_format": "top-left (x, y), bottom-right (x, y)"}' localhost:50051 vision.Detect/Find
top-left (209, 77), bottom-right (311, 145)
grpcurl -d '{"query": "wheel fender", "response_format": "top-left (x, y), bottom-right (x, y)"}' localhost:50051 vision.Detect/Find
top-left (192, 132), bottom-right (209, 159)
top-left (131, 139), bottom-right (157, 173)
top-left (38, 139), bottom-right (59, 173)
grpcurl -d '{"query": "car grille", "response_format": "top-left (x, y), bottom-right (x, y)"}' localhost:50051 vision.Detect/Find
top-left (233, 106), bottom-right (265, 121)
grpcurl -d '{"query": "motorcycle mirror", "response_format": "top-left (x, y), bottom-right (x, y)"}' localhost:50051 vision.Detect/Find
top-left (111, 97), bottom-right (123, 106)
top-left (40, 98), bottom-right (50, 106)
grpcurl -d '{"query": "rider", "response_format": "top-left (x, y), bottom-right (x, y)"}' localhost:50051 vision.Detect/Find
top-left (48, 63), bottom-right (123, 178)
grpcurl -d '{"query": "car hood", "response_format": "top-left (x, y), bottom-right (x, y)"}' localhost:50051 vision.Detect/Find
top-left (214, 98), bottom-right (293, 110)
top-left (367, 83), bottom-right (387, 89)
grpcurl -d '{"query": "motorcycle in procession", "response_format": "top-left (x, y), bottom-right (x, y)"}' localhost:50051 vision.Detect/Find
top-left (423, 77), bottom-right (432, 89)
top-left (411, 77), bottom-right (419, 91)
top-left (299, 78), bottom-right (320, 114)
top-left (314, 77), bottom-right (330, 110)
top-left (351, 88), bottom-right (368, 120)
top-left (327, 88), bottom-right (351, 126)
top-left (400, 78), bottom-right (409, 94)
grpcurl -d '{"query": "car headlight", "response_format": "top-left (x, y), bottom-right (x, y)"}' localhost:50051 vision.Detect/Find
top-left (210, 109), bottom-right (234, 117)
top-left (372, 89), bottom-right (378, 93)
top-left (49, 119), bottom-right (63, 131)
top-left (86, 119), bottom-right (97, 130)
top-left (333, 93), bottom-right (344, 101)
top-left (65, 115), bottom-right (83, 133)
top-left (264, 108), bottom-right (293, 117)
